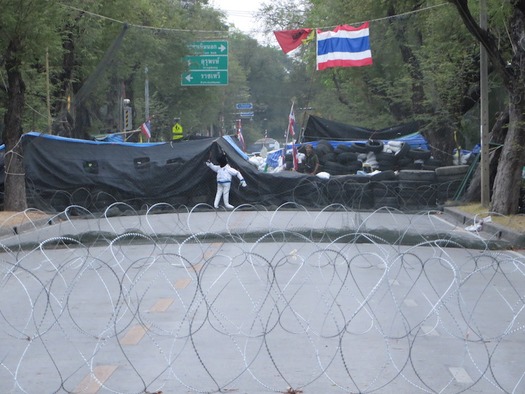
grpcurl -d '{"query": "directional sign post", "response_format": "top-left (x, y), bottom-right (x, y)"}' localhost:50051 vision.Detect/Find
top-left (182, 41), bottom-right (228, 86)
top-left (181, 71), bottom-right (228, 86)
top-left (236, 103), bottom-right (253, 110)
top-left (188, 41), bottom-right (228, 55)
top-left (185, 55), bottom-right (228, 71)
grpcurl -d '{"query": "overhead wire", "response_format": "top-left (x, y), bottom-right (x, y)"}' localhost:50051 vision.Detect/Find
top-left (59, 2), bottom-right (451, 36)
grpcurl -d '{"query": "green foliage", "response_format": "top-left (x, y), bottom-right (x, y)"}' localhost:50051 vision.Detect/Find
top-left (0, 0), bottom-right (509, 150)
top-left (261, 0), bottom-right (504, 150)
top-left (0, 0), bottom-right (65, 132)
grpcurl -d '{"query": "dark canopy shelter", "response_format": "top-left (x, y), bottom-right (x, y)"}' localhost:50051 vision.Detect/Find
top-left (21, 132), bottom-right (338, 211)
top-left (22, 132), bottom-right (220, 210)
top-left (15, 131), bottom-right (452, 213)
top-left (303, 115), bottom-right (423, 142)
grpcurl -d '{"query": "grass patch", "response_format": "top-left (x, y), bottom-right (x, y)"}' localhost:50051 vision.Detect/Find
top-left (454, 203), bottom-right (525, 232)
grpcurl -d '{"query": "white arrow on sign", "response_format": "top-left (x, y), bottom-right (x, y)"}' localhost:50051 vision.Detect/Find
top-left (185, 74), bottom-right (193, 82)
top-left (219, 44), bottom-right (226, 52)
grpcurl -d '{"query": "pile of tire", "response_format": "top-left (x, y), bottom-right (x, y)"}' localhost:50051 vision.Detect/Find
top-left (341, 175), bottom-right (374, 209)
top-left (396, 169), bottom-right (438, 209)
top-left (284, 152), bottom-right (294, 170)
top-left (316, 141), bottom-right (363, 175)
top-left (317, 140), bottom-right (443, 175)
top-left (435, 165), bottom-right (469, 203)
top-left (369, 170), bottom-right (399, 209)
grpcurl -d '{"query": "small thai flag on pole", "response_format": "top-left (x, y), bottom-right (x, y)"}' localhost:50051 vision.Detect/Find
top-left (288, 105), bottom-right (295, 137)
top-left (288, 102), bottom-right (298, 170)
top-left (236, 119), bottom-right (245, 151)
top-left (141, 119), bottom-right (151, 139)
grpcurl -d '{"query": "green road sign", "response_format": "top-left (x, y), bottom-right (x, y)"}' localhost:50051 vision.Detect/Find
top-left (184, 55), bottom-right (228, 71)
top-left (188, 41), bottom-right (228, 55)
top-left (181, 70), bottom-right (228, 86)
top-left (183, 41), bottom-right (229, 86)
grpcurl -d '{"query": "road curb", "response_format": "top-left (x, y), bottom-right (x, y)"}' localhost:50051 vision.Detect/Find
top-left (0, 216), bottom-right (55, 239)
top-left (444, 206), bottom-right (525, 249)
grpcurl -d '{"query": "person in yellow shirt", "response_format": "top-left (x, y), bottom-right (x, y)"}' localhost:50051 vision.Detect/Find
top-left (172, 118), bottom-right (184, 141)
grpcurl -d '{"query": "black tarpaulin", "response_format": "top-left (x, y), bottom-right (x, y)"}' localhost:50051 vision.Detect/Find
top-left (303, 115), bottom-right (422, 142)
top-left (22, 132), bottom-right (220, 207)
top-left (21, 132), bottom-right (333, 211)
top-left (18, 131), bottom-right (448, 213)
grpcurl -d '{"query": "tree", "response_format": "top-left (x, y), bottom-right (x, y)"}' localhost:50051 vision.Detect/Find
top-left (262, 0), bottom-right (483, 166)
top-left (449, 0), bottom-right (525, 214)
top-left (0, 0), bottom-right (63, 211)
top-left (229, 33), bottom-right (298, 142)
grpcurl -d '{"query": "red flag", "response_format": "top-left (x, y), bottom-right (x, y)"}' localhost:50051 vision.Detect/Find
top-left (274, 28), bottom-right (313, 54)
top-left (292, 141), bottom-right (299, 171)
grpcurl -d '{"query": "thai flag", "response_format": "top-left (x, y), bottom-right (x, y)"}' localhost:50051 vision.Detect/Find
top-left (287, 103), bottom-right (298, 169)
top-left (141, 120), bottom-right (151, 139)
top-left (316, 22), bottom-right (373, 70)
top-left (236, 119), bottom-right (245, 151)
top-left (288, 106), bottom-right (295, 137)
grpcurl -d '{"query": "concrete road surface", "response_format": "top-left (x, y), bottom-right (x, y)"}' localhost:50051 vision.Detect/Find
top-left (0, 207), bottom-right (523, 393)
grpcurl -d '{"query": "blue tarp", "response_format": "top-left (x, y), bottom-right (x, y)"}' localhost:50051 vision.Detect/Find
top-left (265, 134), bottom-right (429, 169)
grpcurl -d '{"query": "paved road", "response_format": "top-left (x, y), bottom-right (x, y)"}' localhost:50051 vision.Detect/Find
top-left (0, 207), bottom-right (513, 249)
top-left (0, 208), bottom-right (523, 393)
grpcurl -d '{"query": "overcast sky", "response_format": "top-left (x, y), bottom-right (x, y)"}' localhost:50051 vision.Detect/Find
top-left (209, 0), bottom-right (271, 43)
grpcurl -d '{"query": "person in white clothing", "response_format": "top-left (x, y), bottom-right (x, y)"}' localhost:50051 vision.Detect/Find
top-left (206, 155), bottom-right (247, 209)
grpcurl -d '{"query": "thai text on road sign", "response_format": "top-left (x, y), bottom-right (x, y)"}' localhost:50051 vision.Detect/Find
top-left (182, 41), bottom-right (229, 86)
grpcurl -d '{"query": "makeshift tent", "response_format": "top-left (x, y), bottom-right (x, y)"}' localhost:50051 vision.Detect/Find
top-left (246, 138), bottom-right (280, 153)
top-left (20, 132), bottom-right (338, 211)
top-left (303, 115), bottom-right (428, 148)
top-left (0, 131), bottom-right (466, 212)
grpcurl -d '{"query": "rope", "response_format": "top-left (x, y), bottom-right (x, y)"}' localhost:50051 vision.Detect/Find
top-left (60, 2), bottom-right (451, 36)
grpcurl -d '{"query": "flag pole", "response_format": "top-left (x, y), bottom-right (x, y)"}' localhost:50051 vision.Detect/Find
top-left (283, 102), bottom-right (292, 169)
top-left (287, 100), bottom-right (299, 171)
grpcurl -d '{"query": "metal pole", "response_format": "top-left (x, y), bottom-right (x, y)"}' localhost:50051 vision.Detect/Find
top-left (145, 66), bottom-right (150, 120)
top-left (119, 82), bottom-right (124, 132)
top-left (480, 0), bottom-right (490, 207)
top-left (46, 48), bottom-right (52, 133)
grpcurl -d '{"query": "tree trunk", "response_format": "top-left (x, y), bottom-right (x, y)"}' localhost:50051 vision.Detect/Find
top-left (463, 110), bottom-right (508, 202)
top-left (3, 39), bottom-right (28, 212)
top-left (449, 0), bottom-right (525, 214)
top-left (423, 118), bottom-right (456, 166)
top-left (51, 22), bottom-right (77, 137)
top-left (489, 5), bottom-right (525, 215)
top-left (491, 93), bottom-right (525, 214)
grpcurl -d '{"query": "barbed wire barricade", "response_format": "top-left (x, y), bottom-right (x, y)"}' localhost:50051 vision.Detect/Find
top-left (22, 166), bottom-right (472, 215)
top-left (0, 205), bottom-right (523, 393)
